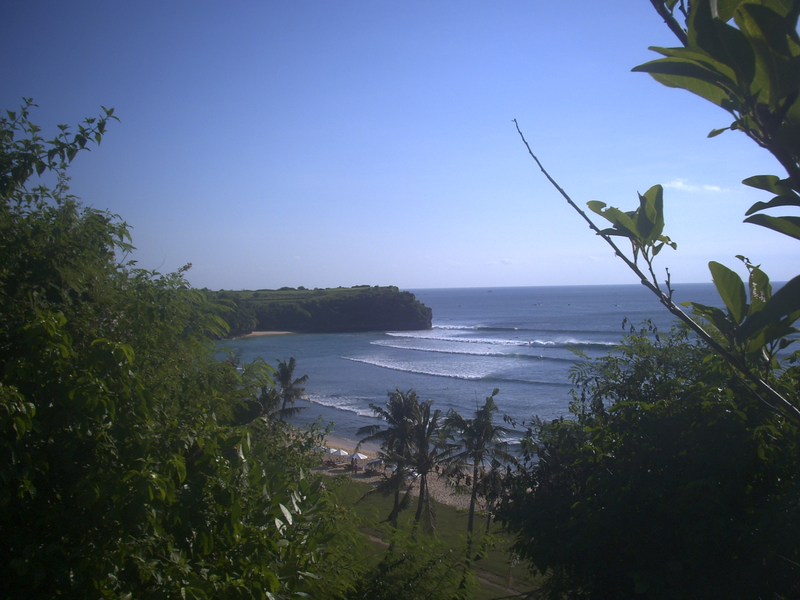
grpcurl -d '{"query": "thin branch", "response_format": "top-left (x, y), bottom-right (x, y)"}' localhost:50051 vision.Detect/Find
top-left (649, 0), bottom-right (689, 46)
top-left (513, 119), bottom-right (800, 426)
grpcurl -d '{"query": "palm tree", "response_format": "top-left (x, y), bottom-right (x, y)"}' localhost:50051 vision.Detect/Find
top-left (256, 385), bottom-right (306, 424)
top-left (357, 387), bottom-right (420, 527)
top-left (275, 357), bottom-right (309, 418)
top-left (408, 399), bottom-right (453, 533)
top-left (444, 388), bottom-right (515, 555)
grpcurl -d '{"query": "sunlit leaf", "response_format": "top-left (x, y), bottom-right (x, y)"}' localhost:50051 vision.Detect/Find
top-left (637, 184), bottom-right (665, 242)
top-left (279, 503), bottom-right (293, 525)
top-left (736, 274), bottom-right (800, 343)
top-left (587, 201), bottom-right (639, 239)
top-left (634, 59), bottom-right (734, 107)
top-left (709, 261), bottom-right (748, 324)
top-left (737, 9), bottom-right (792, 104)
top-left (714, 0), bottom-right (746, 22)
top-left (746, 263), bottom-right (772, 314)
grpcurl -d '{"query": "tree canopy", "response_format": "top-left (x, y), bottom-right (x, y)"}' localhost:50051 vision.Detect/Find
top-left (0, 101), bottom-right (356, 599)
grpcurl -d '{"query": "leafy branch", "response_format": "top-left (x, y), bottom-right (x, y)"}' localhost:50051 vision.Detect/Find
top-left (635, 0), bottom-right (800, 239)
top-left (513, 118), bottom-right (800, 425)
top-left (1, 98), bottom-right (118, 199)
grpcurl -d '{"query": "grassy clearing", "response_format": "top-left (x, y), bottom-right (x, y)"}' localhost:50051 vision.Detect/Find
top-left (327, 474), bottom-right (539, 599)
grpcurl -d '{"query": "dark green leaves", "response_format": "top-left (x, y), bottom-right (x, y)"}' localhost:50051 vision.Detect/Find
top-left (736, 273), bottom-right (800, 344)
top-left (0, 99), bottom-right (119, 199)
top-left (686, 257), bottom-right (800, 359)
top-left (634, 0), bottom-right (800, 156)
top-left (743, 213), bottom-right (800, 240)
top-left (0, 103), bottom-right (353, 600)
top-left (635, 0), bottom-right (800, 302)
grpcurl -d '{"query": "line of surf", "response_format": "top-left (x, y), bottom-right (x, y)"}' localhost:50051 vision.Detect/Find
top-left (386, 331), bottom-right (616, 348)
top-left (342, 356), bottom-right (574, 386)
top-left (370, 340), bottom-right (579, 362)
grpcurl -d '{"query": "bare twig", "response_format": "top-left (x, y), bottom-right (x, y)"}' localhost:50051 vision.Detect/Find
top-left (513, 119), bottom-right (800, 425)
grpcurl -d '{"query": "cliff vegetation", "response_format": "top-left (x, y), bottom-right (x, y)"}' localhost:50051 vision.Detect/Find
top-left (210, 285), bottom-right (432, 336)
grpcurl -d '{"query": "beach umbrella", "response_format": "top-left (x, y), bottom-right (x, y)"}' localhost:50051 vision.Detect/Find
top-left (351, 452), bottom-right (368, 460)
top-left (329, 448), bottom-right (349, 457)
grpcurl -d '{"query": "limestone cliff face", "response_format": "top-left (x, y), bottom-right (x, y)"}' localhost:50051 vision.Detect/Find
top-left (213, 286), bottom-right (432, 335)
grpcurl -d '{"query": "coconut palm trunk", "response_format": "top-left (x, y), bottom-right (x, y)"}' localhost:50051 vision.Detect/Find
top-left (467, 461), bottom-right (480, 549)
top-left (356, 388), bottom-right (419, 527)
top-left (444, 388), bottom-right (515, 561)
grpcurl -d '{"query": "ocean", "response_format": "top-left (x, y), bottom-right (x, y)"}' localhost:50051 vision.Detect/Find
top-left (219, 283), bottom-right (722, 442)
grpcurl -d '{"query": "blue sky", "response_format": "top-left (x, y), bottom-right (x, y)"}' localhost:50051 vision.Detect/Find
top-left (2, 1), bottom-right (794, 290)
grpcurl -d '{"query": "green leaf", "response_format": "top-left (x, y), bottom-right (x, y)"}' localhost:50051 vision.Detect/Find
top-left (714, 0), bottom-right (745, 22)
top-left (744, 214), bottom-right (800, 240)
top-left (736, 274), bottom-right (800, 343)
top-left (738, 3), bottom-right (800, 102)
top-left (742, 174), bottom-right (794, 194)
top-left (636, 184), bottom-right (665, 242)
top-left (263, 570), bottom-right (280, 593)
top-left (634, 58), bottom-right (734, 107)
top-left (708, 126), bottom-right (730, 137)
top-left (279, 502), bottom-right (293, 525)
top-left (746, 263), bottom-right (772, 315)
top-left (684, 301), bottom-right (736, 337)
top-left (587, 201), bottom-right (639, 240)
top-left (690, 0), bottom-right (756, 86)
top-left (709, 261), bottom-right (748, 324)
top-left (745, 193), bottom-right (800, 215)
top-left (644, 45), bottom-right (741, 80)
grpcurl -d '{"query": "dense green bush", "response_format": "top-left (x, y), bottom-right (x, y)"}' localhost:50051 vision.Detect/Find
top-left (498, 325), bottom-right (800, 599)
top-left (0, 102), bottom-right (359, 599)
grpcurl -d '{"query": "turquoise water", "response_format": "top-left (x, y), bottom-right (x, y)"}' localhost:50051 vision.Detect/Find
top-left (220, 283), bottom-right (722, 441)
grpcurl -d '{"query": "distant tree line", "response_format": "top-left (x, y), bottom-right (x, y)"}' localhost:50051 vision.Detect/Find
top-left (209, 286), bottom-right (432, 336)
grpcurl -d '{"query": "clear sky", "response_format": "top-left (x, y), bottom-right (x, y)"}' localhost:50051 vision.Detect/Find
top-left (1, 1), bottom-right (794, 290)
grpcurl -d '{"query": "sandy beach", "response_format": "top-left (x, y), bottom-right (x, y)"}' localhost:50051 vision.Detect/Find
top-left (318, 434), bottom-right (477, 511)
top-left (241, 331), bottom-right (294, 338)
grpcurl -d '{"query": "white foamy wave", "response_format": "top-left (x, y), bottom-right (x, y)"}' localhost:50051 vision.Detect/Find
top-left (387, 332), bottom-right (559, 347)
top-left (372, 340), bottom-right (510, 357)
top-left (306, 393), bottom-right (376, 418)
top-left (385, 332), bottom-right (617, 348)
top-left (343, 356), bottom-right (491, 380)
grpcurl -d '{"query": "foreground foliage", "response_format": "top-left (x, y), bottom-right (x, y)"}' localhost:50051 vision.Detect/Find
top-left (499, 325), bottom-right (800, 599)
top-left (507, 2), bottom-right (800, 591)
top-left (0, 102), bottom-right (361, 599)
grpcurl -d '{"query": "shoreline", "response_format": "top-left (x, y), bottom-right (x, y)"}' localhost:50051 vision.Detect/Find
top-left (318, 433), bottom-right (474, 511)
top-left (241, 331), bottom-right (294, 338)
